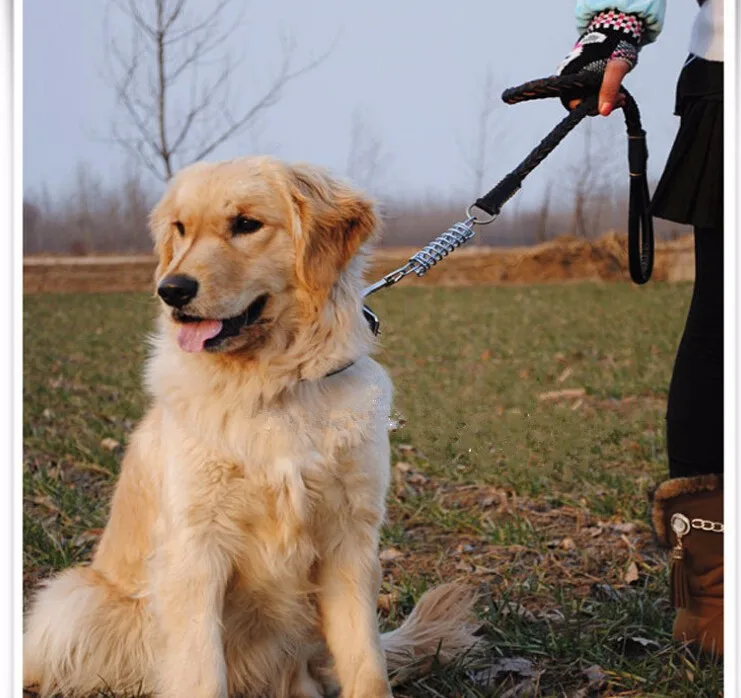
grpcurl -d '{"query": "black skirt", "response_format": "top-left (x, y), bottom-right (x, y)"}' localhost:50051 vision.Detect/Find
top-left (650, 55), bottom-right (723, 229)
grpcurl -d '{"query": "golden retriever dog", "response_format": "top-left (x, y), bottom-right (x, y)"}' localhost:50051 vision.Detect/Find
top-left (23, 156), bottom-right (479, 698)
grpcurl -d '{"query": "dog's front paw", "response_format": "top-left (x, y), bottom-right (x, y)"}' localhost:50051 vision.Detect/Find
top-left (344, 669), bottom-right (392, 698)
top-left (157, 666), bottom-right (227, 698)
top-left (357, 684), bottom-right (393, 698)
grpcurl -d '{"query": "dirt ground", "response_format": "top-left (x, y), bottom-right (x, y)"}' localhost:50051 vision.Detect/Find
top-left (23, 232), bottom-right (694, 294)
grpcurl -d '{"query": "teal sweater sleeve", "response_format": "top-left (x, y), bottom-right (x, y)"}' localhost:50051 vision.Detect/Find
top-left (575, 0), bottom-right (666, 43)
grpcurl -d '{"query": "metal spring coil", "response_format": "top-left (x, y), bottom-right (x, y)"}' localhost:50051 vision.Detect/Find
top-left (409, 220), bottom-right (476, 276)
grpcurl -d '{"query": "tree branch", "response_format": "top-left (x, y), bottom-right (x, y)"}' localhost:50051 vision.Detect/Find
top-left (104, 0), bottom-right (335, 180)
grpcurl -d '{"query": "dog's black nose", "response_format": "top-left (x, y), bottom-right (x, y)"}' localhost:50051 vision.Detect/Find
top-left (157, 275), bottom-right (199, 308)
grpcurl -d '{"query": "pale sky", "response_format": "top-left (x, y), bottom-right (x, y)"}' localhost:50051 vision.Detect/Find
top-left (24, 1), bottom-right (697, 208)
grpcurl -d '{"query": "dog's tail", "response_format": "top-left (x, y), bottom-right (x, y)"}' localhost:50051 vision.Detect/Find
top-left (380, 583), bottom-right (480, 682)
top-left (23, 566), bottom-right (154, 697)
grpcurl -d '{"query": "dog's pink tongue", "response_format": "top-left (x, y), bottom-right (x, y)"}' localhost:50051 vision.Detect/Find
top-left (177, 320), bottom-right (223, 353)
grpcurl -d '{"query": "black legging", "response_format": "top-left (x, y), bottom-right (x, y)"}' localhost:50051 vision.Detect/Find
top-left (666, 226), bottom-right (724, 477)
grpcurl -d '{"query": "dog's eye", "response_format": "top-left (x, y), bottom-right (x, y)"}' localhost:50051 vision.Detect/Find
top-left (231, 216), bottom-right (263, 236)
top-left (174, 221), bottom-right (185, 237)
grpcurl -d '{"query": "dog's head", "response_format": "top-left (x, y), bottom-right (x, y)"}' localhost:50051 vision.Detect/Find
top-left (149, 157), bottom-right (377, 355)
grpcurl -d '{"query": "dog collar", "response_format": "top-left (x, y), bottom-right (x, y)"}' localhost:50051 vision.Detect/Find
top-left (316, 305), bottom-right (381, 381)
top-left (323, 361), bottom-right (357, 379)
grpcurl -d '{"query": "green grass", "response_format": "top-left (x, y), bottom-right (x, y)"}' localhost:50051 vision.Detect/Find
top-left (23, 284), bottom-right (723, 697)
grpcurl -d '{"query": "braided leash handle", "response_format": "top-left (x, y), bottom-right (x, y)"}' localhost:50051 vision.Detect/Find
top-left (474, 73), bottom-right (654, 285)
top-left (502, 73), bottom-right (603, 105)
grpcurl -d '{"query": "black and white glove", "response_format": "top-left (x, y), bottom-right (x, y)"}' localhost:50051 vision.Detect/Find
top-left (558, 10), bottom-right (645, 78)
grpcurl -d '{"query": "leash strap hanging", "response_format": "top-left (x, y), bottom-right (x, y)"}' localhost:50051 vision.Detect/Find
top-left (622, 95), bottom-right (655, 285)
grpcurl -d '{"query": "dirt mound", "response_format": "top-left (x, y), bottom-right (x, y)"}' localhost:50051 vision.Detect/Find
top-left (370, 232), bottom-right (693, 287)
top-left (23, 233), bottom-right (694, 294)
top-left (505, 232), bottom-right (628, 283)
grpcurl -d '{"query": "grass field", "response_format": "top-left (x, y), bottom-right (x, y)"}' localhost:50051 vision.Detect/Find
top-left (23, 284), bottom-right (723, 697)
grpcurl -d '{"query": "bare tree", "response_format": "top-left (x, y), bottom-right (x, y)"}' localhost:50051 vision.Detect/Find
top-left (105, 0), bottom-right (334, 181)
top-left (571, 120), bottom-right (593, 237)
top-left (458, 67), bottom-right (502, 201)
top-left (568, 118), bottom-right (621, 238)
top-left (23, 201), bottom-right (41, 255)
top-left (24, 165), bottom-right (158, 255)
top-left (70, 164), bottom-right (100, 253)
top-left (535, 180), bottom-right (553, 243)
top-left (345, 108), bottom-right (391, 193)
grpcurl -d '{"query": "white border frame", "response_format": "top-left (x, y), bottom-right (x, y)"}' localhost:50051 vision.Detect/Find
top-left (6, 1), bottom-right (19, 696)
top-left (725, 0), bottom-right (738, 688)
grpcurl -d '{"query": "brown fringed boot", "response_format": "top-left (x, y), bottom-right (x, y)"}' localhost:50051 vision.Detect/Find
top-left (652, 474), bottom-right (723, 656)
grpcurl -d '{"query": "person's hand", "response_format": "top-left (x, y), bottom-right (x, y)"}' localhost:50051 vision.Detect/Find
top-left (557, 10), bottom-right (644, 116)
top-left (568, 59), bottom-right (630, 116)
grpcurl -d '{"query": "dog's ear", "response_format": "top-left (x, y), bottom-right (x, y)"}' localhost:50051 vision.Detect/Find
top-left (288, 164), bottom-right (377, 295)
top-left (148, 184), bottom-right (177, 284)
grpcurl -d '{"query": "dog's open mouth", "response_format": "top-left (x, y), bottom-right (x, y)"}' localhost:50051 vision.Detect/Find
top-left (172, 294), bottom-right (270, 353)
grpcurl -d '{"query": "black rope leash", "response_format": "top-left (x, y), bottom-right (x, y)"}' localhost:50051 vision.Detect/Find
top-left (363, 71), bottom-right (655, 314)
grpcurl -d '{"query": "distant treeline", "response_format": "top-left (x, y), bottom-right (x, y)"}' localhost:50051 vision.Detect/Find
top-left (23, 168), bottom-right (690, 255)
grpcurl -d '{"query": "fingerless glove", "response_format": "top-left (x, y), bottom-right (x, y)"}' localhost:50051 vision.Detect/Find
top-left (558, 10), bottom-right (646, 77)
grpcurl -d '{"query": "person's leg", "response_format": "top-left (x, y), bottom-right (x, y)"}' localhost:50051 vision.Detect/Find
top-left (666, 225), bottom-right (724, 478)
top-left (653, 225), bottom-right (724, 656)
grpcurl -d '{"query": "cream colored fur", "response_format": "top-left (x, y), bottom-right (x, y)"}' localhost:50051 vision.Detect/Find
top-left (23, 156), bottom-right (479, 698)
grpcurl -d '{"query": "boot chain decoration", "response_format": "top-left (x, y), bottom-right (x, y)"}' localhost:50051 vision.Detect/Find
top-left (670, 513), bottom-right (724, 609)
